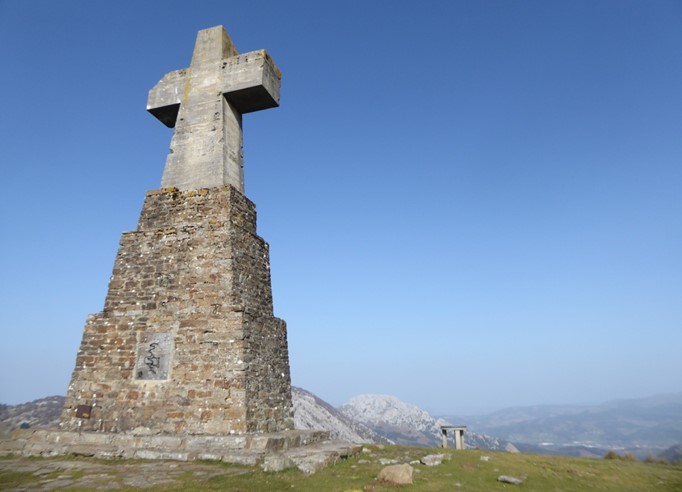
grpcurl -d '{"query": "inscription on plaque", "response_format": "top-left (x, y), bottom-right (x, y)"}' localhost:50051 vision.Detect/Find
top-left (135, 333), bottom-right (171, 380)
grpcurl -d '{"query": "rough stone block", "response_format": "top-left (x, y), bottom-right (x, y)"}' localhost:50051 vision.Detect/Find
top-left (377, 463), bottom-right (414, 485)
top-left (134, 449), bottom-right (189, 461)
top-left (420, 453), bottom-right (445, 466)
top-left (262, 453), bottom-right (295, 472)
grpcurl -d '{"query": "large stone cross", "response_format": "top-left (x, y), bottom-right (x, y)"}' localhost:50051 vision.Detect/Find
top-left (147, 26), bottom-right (281, 192)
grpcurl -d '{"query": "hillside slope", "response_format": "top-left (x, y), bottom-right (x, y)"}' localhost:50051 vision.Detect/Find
top-left (442, 392), bottom-right (682, 456)
top-left (339, 393), bottom-right (515, 451)
top-left (0, 396), bottom-right (63, 437)
top-left (291, 386), bottom-right (390, 444)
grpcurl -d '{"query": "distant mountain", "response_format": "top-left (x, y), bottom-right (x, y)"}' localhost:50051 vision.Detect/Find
top-left (6, 391), bottom-right (680, 459)
top-left (658, 444), bottom-right (682, 464)
top-left (2, 391), bottom-right (512, 452)
top-left (339, 394), bottom-right (515, 451)
top-left (0, 396), bottom-right (64, 437)
top-left (0, 390), bottom-right (394, 446)
top-left (441, 392), bottom-right (682, 457)
top-left (291, 387), bottom-right (391, 444)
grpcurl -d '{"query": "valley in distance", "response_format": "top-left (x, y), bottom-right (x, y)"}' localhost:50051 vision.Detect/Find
top-left (2, 388), bottom-right (681, 463)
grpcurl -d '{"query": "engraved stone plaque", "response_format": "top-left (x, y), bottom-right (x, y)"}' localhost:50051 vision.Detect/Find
top-left (135, 333), bottom-right (171, 380)
top-left (76, 404), bottom-right (92, 419)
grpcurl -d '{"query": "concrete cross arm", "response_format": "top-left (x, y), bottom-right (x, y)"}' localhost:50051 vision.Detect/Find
top-left (147, 25), bottom-right (282, 192)
top-left (221, 49), bottom-right (281, 114)
top-left (147, 69), bottom-right (187, 128)
top-left (146, 49), bottom-right (280, 128)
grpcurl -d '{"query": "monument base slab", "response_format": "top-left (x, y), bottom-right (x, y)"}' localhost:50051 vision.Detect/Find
top-left (2, 429), bottom-right (360, 474)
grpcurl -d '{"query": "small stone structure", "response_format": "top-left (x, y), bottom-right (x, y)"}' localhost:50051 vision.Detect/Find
top-left (1, 25), bottom-right (360, 471)
top-left (441, 426), bottom-right (466, 450)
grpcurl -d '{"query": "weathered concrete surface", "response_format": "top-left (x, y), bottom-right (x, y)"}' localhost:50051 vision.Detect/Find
top-left (60, 186), bottom-right (293, 435)
top-left (1, 428), bottom-right (360, 475)
top-left (148, 25), bottom-right (281, 192)
top-left (279, 440), bottom-right (361, 475)
top-left (7, 428), bottom-right (325, 459)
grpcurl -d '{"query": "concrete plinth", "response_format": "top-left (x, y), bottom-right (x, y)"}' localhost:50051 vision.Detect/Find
top-left (2, 428), bottom-right (360, 474)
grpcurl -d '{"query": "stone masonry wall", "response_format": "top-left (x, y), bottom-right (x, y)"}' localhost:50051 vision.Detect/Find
top-left (60, 186), bottom-right (293, 435)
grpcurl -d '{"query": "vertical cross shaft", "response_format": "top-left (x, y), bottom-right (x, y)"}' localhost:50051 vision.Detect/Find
top-left (147, 26), bottom-right (281, 192)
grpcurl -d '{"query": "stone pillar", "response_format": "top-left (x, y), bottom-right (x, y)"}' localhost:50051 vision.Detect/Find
top-left (454, 428), bottom-right (465, 450)
top-left (441, 426), bottom-right (466, 450)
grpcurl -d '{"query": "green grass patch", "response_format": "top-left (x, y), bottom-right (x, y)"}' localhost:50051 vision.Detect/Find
top-left (1, 445), bottom-right (681, 491)
top-left (0, 468), bottom-right (46, 488)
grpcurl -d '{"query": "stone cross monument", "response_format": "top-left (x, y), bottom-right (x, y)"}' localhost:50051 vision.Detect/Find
top-left (147, 26), bottom-right (281, 192)
top-left (59, 26), bottom-right (294, 437)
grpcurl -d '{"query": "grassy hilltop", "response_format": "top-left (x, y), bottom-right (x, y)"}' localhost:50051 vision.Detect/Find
top-left (2, 445), bottom-right (682, 491)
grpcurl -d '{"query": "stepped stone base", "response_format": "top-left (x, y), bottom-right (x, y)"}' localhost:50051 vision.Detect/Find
top-left (2, 429), bottom-right (360, 474)
top-left (61, 186), bottom-right (294, 436)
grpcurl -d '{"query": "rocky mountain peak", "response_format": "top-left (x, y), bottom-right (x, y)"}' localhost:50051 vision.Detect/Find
top-left (339, 394), bottom-right (441, 431)
top-left (338, 393), bottom-right (513, 451)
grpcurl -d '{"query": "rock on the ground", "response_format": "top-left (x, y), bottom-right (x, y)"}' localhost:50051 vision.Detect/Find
top-left (420, 453), bottom-right (445, 466)
top-left (377, 463), bottom-right (414, 485)
top-left (498, 475), bottom-right (525, 484)
top-left (505, 442), bottom-right (520, 453)
top-left (261, 454), bottom-right (294, 472)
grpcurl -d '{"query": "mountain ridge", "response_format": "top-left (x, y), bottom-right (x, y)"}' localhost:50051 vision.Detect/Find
top-left (440, 392), bottom-right (682, 457)
top-left (3, 390), bottom-right (680, 459)
top-left (338, 393), bottom-right (515, 451)
top-left (291, 386), bottom-right (391, 444)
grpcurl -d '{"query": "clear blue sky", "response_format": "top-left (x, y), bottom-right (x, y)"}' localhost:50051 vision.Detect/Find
top-left (1, 1), bottom-right (680, 414)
